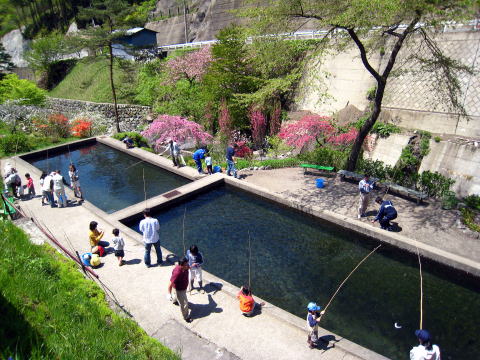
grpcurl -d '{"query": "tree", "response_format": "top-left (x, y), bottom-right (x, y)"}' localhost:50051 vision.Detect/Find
top-left (279, 114), bottom-right (334, 148)
top-left (24, 33), bottom-right (66, 74)
top-left (247, 0), bottom-right (476, 170)
top-left (249, 107), bottom-right (266, 149)
top-left (0, 43), bottom-right (14, 79)
top-left (165, 46), bottom-right (213, 85)
top-left (141, 114), bottom-right (213, 151)
top-left (76, 0), bottom-right (136, 133)
top-left (0, 73), bottom-right (46, 105)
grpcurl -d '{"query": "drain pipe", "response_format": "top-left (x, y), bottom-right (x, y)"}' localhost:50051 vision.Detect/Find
top-left (1, 194), bottom-right (99, 278)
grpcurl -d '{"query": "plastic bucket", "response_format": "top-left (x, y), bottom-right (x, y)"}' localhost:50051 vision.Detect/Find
top-left (213, 165), bottom-right (222, 173)
top-left (316, 178), bottom-right (325, 188)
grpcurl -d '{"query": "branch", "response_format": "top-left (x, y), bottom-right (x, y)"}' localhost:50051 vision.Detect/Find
top-left (345, 28), bottom-right (383, 84)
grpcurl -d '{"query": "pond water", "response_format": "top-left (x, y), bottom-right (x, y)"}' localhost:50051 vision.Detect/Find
top-left (126, 185), bottom-right (479, 360)
top-left (26, 142), bottom-right (190, 213)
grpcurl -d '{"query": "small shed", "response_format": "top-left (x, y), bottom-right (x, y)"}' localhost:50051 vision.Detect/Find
top-left (117, 27), bottom-right (158, 47)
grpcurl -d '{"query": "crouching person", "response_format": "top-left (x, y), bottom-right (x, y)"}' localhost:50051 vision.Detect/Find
top-left (371, 197), bottom-right (398, 231)
top-left (236, 285), bottom-right (264, 317)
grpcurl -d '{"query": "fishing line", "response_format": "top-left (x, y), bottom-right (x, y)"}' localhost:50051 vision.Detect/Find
top-left (248, 230), bottom-right (252, 288)
top-left (125, 159), bottom-right (144, 170)
top-left (319, 244), bottom-right (382, 322)
top-left (142, 167), bottom-right (147, 209)
top-left (182, 206), bottom-right (187, 255)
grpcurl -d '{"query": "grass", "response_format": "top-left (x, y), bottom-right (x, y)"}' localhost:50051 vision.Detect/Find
top-left (49, 57), bottom-right (139, 104)
top-left (0, 220), bottom-right (179, 360)
top-left (185, 156), bottom-right (302, 170)
top-left (0, 135), bottom-right (80, 158)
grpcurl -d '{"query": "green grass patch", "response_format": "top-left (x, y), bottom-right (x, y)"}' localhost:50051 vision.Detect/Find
top-left (0, 220), bottom-right (178, 360)
top-left (49, 57), bottom-right (139, 104)
top-left (0, 135), bottom-right (79, 158)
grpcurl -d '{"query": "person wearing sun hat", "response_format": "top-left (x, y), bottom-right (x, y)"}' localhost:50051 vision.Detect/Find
top-left (410, 329), bottom-right (441, 360)
top-left (306, 302), bottom-right (325, 349)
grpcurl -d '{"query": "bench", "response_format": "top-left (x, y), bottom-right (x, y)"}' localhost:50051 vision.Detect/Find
top-left (300, 164), bottom-right (335, 175)
top-left (383, 182), bottom-right (428, 204)
top-left (337, 170), bottom-right (379, 183)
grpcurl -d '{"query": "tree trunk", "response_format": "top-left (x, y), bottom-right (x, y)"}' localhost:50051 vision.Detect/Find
top-left (108, 42), bottom-right (121, 133)
top-left (345, 81), bottom-right (386, 171)
top-left (183, 0), bottom-right (189, 43)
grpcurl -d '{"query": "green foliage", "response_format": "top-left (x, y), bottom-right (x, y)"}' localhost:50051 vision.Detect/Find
top-left (366, 86), bottom-right (376, 100)
top-left (434, 136), bottom-right (442, 143)
top-left (124, 0), bottom-right (157, 26)
top-left (372, 122), bottom-right (401, 138)
top-left (0, 133), bottom-right (33, 154)
top-left (420, 136), bottom-right (430, 157)
top-left (460, 208), bottom-right (480, 232)
top-left (0, 220), bottom-right (179, 360)
top-left (0, 43), bottom-right (14, 78)
top-left (215, 157), bottom-right (302, 170)
top-left (464, 194), bottom-right (480, 211)
top-left (299, 146), bottom-right (349, 169)
top-left (112, 131), bottom-right (149, 147)
top-left (398, 145), bottom-right (419, 168)
top-left (0, 74), bottom-right (46, 105)
top-left (441, 191), bottom-right (458, 210)
top-left (266, 135), bottom-right (292, 157)
top-left (24, 33), bottom-right (67, 73)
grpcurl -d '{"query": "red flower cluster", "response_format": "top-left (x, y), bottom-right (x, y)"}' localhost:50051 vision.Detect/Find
top-left (234, 141), bottom-right (253, 158)
top-left (71, 118), bottom-right (93, 138)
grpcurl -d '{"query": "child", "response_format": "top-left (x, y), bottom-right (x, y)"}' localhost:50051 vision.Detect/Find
top-left (112, 228), bottom-right (125, 266)
top-left (205, 154), bottom-right (213, 175)
top-left (24, 173), bottom-right (35, 199)
top-left (186, 245), bottom-right (204, 293)
top-left (306, 302), bottom-right (325, 349)
top-left (236, 285), bottom-right (264, 317)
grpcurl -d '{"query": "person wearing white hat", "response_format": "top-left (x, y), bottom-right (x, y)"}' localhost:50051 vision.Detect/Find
top-left (306, 302), bottom-right (325, 349)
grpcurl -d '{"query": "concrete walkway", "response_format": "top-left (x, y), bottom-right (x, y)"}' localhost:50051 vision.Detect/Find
top-left (3, 158), bottom-right (381, 360)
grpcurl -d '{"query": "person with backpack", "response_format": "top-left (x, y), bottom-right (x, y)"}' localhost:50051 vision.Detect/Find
top-left (371, 196), bottom-right (398, 231)
top-left (409, 329), bottom-right (441, 360)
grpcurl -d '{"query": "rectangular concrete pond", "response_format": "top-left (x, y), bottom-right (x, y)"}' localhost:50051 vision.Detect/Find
top-left (123, 184), bottom-right (480, 360)
top-left (21, 140), bottom-right (191, 213)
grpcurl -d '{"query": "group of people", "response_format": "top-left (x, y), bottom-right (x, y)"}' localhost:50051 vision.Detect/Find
top-left (3, 163), bottom-right (35, 200)
top-left (191, 143), bottom-right (239, 178)
top-left (358, 173), bottom-right (398, 231)
top-left (82, 221), bottom-right (125, 267)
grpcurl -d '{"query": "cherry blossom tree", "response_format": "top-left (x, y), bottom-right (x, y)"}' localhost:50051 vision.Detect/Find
top-left (141, 114), bottom-right (213, 152)
top-left (279, 114), bottom-right (335, 149)
top-left (327, 128), bottom-right (359, 148)
top-left (165, 45), bottom-right (213, 85)
top-left (249, 107), bottom-right (266, 148)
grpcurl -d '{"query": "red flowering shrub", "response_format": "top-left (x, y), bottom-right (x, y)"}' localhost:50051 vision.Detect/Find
top-left (47, 113), bottom-right (70, 138)
top-left (71, 118), bottom-right (93, 138)
top-left (234, 141), bottom-right (253, 158)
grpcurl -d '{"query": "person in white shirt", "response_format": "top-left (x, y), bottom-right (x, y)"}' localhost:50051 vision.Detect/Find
top-left (139, 208), bottom-right (162, 267)
top-left (112, 228), bottom-right (126, 266)
top-left (205, 154), bottom-right (213, 174)
top-left (52, 170), bottom-right (67, 208)
top-left (42, 172), bottom-right (54, 207)
top-left (410, 329), bottom-right (441, 360)
top-left (161, 139), bottom-right (181, 167)
top-left (358, 173), bottom-right (375, 219)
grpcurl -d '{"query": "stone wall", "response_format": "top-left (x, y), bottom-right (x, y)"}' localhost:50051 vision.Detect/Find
top-left (45, 97), bottom-right (151, 133)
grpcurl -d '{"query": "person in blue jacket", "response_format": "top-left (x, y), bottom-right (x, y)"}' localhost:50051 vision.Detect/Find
top-left (371, 196), bottom-right (398, 231)
top-left (192, 148), bottom-right (208, 174)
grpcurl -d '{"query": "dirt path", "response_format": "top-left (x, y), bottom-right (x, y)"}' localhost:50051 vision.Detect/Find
top-left (240, 167), bottom-right (480, 263)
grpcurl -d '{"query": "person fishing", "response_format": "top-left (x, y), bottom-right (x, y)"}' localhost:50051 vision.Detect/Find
top-left (371, 196), bottom-right (398, 231)
top-left (409, 329), bottom-right (441, 360)
top-left (306, 302), bottom-right (325, 349)
top-left (358, 173), bottom-right (375, 219)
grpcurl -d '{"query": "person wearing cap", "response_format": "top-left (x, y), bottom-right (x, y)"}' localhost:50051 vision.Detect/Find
top-left (371, 196), bottom-right (398, 231)
top-left (192, 147), bottom-right (208, 174)
top-left (410, 329), bottom-right (441, 360)
top-left (306, 302), bottom-right (325, 349)
top-left (358, 173), bottom-right (375, 219)
top-left (167, 257), bottom-right (192, 323)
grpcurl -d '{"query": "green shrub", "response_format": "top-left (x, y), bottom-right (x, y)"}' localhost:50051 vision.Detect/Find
top-left (398, 145), bottom-right (419, 168)
top-left (366, 86), bottom-right (376, 101)
top-left (0, 74), bottom-right (46, 105)
top-left (441, 191), bottom-right (458, 210)
top-left (418, 130), bottom-right (432, 139)
top-left (420, 137), bottom-right (430, 157)
top-left (372, 122), bottom-right (401, 138)
top-left (418, 170), bottom-right (455, 197)
top-left (299, 146), bottom-right (348, 169)
top-left (434, 136), bottom-right (442, 143)
top-left (460, 208), bottom-right (480, 232)
top-left (464, 194), bottom-right (480, 211)
top-left (112, 132), bottom-right (149, 148)
top-left (0, 133), bottom-right (33, 155)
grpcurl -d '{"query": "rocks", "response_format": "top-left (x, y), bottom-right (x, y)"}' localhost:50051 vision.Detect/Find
top-left (1, 29), bottom-right (30, 67)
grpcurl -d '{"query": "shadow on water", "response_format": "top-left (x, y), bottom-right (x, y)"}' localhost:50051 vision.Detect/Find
top-left (0, 294), bottom-right (49, 359)
top-left (189, 294), bottom-right (223, 320)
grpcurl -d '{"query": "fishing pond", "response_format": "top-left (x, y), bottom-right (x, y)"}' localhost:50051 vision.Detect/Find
top-left (125, 185), bottom-right (480, 360)
top-left (23, 141), bottom-right (190, 213)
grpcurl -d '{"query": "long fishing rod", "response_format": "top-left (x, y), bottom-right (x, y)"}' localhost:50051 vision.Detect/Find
top-left (416, 246), bottom-right (424, 329)
top-left (182, 206), bottom-right (187, 255)
top-left (319, 244), bottom-right (382, 322)
top-left (248, 230), bottom-right (252, 288)
top-left (142, 167), bottom-right (147, 209)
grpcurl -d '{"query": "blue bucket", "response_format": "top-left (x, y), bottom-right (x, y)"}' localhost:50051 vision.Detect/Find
top-left (316, 178), bottom-right (325, 188)
top-left (213, 165), bottom-right (222, 173)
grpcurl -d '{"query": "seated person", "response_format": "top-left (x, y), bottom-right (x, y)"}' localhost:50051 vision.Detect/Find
top-left (236, 285), bottom-right (264, 317)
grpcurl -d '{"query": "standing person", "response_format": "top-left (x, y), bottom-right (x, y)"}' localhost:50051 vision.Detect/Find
top-left (186, 245), bottom-right (204, 293)
top-left (371, 196), bottom-right (398, 231)
top-left (306, 302), bottom-right (325, 349)
top-left (358, 173), bottom-right (374, 219)
top-left (52, 170), bottom-right (67, 208)
top-left (192, 148), bottom-right (207, 174)
top-left (139, 208), bottom-right (162, 267)
top-left (39, 172), bottom-right (47, 205)
top-left (24, 173), bottom-right (35, 199)
top-left (236, 285), bottom-right (264, 317)
top-left (205, 153), bottom-right (213, 175)
top-left (41, 172), bottom-right (54, 207)
top-left (226, 143), bottom-right (238, 179)
top-left (89, 221), bottom-right (104, 255)
top-left (111, 228), bottom-right (125, 266)
top-left (161, 139), bottom-right (181, 167)
top-left (410, 329), bottom-right (441, 360)
top-left (69, 164), bottom-right (83, 200)
top-left (167, 257), bottom-right (192, 323)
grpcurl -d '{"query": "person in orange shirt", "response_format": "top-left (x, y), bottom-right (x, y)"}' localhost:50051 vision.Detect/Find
top-left (236, 285), bottom-right (264, 317)
top-left (89, 221), bottom-right (104, 254)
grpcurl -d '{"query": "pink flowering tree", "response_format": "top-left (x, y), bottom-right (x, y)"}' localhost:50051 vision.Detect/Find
top-left (165, 46), bottom-right (213, 85)
top-left (279, 114), bottom-right (335, 149)
top-left (249, 107), bottom-right (267, 148)
top-left (141, 115), bottom-right (213, 152)
top-left (328, 128), bottom-right (359, 148)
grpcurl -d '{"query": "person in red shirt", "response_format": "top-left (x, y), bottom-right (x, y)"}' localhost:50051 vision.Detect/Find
top-left (237, 285), bottom-right (263, 317)
top-left (24, 173), bottom-right (35, 199)
top-left (168, 258), bottom-right (192, 323)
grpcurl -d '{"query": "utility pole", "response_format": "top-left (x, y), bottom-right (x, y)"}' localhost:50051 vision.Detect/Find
top-left (183, 0), bottom-right (189, 43)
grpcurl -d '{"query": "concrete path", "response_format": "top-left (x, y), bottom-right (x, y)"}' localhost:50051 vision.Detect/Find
top-left (4, 158), bottom-right (380, 360)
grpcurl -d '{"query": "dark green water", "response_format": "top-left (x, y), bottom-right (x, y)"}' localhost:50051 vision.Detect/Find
top-left (127, 185), bottom-right (479, 360)
top-left (27, 143), bottom-right (190, 213)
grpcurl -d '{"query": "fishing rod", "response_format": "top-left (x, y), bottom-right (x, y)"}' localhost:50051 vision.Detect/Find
top-left (416, 246), bottom-right (424, 329)
top-left (319, 244), bottom-right (382, 322)
top-left (182, 206), bottom-right (187, 255)
top-left (248, 230), bottom-right (252, 288)
top-left (142, 167), bottom-right (147, 209)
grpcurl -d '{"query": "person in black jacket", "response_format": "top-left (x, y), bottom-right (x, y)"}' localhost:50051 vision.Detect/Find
top-left (371, 196), bottom-right (397, 231)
